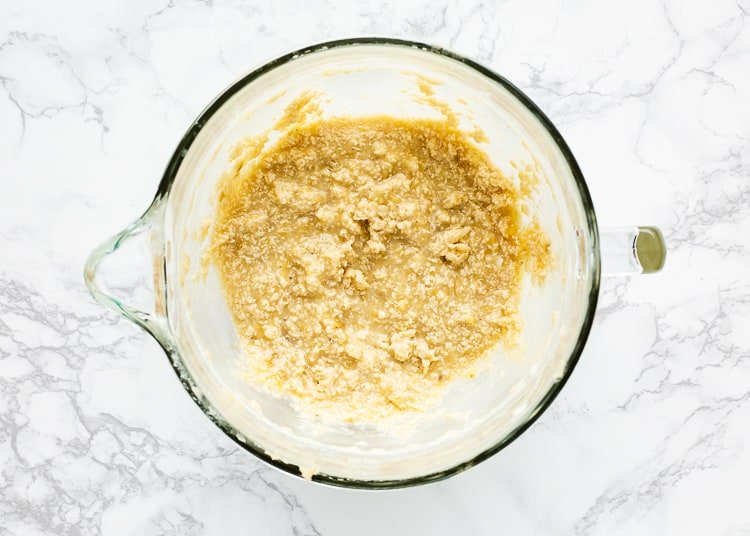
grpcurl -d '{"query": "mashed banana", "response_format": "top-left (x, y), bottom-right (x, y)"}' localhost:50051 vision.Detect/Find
top-left (209, 112), bottom-right (549, 422)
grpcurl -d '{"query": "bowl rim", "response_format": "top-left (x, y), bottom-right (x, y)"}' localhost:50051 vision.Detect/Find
top-left (150, 36), bottom-right (601, 489)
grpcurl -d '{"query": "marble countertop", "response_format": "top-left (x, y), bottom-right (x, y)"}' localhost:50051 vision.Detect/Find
top-left (2, 0), bottom-right (749, 534)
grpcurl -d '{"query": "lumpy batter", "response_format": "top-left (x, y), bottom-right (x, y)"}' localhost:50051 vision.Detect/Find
top-left (209, 113), bottom-right (549, 421)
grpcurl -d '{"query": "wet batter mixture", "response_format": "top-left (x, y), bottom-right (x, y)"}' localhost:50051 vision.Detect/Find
top-left (209, 107), bottom-right (550, 422)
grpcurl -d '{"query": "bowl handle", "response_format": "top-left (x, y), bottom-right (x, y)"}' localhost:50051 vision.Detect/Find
top-left (84, 201), bottom-right (172, 345)
top-left (600, 226), bottom-right (666, 275)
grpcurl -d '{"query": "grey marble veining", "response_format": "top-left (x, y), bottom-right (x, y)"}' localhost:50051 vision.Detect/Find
top-left (1, 0), bottom-right (749, 534)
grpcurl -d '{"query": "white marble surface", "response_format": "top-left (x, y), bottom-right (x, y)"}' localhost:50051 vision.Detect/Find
top-left (1, 0), bottom-right (749, 534)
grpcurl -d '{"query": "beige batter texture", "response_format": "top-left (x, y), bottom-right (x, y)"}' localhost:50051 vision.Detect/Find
top-left (209, 113), bottom-right (549, 422)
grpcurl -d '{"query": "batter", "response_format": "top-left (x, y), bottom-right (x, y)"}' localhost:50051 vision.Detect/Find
top-left (209, 109), bottom-right (550, 422)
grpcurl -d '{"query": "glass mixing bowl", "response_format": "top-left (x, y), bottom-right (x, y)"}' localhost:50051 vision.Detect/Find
top-left (84, 38), bottom-right (666, 488)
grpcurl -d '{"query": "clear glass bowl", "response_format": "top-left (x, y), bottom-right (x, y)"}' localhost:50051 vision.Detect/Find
top-left (85, 38), bottom-right (665, 488)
